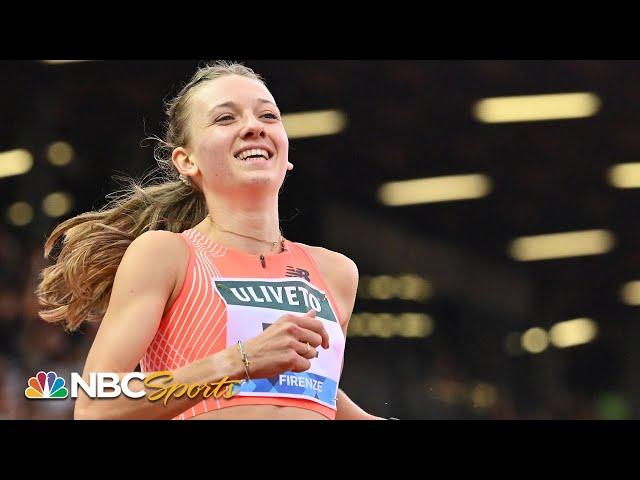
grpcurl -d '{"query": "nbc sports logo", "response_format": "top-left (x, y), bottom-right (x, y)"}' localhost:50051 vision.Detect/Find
top-left (25, 371), bottom-right (69, 399)
top-left (22, 370), bottom-right (241, 402)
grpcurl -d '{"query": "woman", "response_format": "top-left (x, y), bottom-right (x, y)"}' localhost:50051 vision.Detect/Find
top-left (37, 61), bottom-right (381, 420)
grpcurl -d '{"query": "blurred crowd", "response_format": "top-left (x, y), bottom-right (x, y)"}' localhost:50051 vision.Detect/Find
top-left (0, 228), bottom-right (98, 419)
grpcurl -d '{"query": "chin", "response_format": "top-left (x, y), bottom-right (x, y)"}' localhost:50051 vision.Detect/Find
top-left (239, 172), bottom-right (284, 188)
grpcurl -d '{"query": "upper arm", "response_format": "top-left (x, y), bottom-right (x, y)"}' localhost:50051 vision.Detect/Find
top-left (331, 252), bottom-right (359, 335)
top-left (80, 230), bottom-right (188, 375)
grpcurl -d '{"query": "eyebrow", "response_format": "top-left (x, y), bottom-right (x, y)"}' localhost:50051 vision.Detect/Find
top-left (208, 98), bottom-right (278, 115)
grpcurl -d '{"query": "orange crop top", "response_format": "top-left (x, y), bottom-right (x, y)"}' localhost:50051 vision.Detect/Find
top-left (139, 229), bottom-right (347, 420)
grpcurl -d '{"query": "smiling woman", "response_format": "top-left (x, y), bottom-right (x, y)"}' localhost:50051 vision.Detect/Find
top-left (35, 60), bottom-right (382, 420)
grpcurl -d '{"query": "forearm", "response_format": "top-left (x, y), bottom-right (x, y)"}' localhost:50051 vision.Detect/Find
top-left (74, 348), bottom-right (245, 420)
top-left (335, 388), bottom-right (384, 420)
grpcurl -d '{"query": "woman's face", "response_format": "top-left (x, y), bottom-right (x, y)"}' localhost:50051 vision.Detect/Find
top-left (184, 74), bottom-right (290, 195)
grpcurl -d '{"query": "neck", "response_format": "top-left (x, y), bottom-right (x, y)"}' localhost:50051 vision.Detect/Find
top-left (199, 191), bottom-right (283, 255)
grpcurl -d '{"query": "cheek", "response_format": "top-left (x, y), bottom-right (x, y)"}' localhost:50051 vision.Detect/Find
top-left (275, 130), bottom-right (289, 156)
top-left (195, 135), bottom-right (234, 171)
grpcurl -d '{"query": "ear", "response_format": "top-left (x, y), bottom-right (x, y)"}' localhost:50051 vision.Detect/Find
top-left (172, 146), bottom-right (199, 178)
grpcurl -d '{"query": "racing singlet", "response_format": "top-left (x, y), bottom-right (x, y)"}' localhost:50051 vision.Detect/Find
top-left (139, 228), bottom-right (347, 420)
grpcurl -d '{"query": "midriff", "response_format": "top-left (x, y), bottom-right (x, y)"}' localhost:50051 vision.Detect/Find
top-left (188, 404), bottom-right (329, 420)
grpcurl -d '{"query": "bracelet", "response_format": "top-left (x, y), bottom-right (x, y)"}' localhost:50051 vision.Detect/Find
top-left (236, 340), bottom-right (251, 382)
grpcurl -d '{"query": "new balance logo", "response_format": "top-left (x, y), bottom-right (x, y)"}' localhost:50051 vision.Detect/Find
top-left (285, 266), bottom-right (310, 282)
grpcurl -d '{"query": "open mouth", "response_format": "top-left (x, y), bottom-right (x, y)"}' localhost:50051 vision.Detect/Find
top-left (234, 148), bottom-right (273, 161)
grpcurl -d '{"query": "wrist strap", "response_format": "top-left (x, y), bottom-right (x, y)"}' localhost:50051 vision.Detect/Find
top-left (236, 340), bottom-right (251, 382)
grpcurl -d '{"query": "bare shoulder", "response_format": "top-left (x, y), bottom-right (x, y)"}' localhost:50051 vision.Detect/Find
top-left (124, 230), bottom-right (188, 266)
top-left (296, 243), bottom-right (359, 298)
top-left (116, 230), bottom-right (189, 290)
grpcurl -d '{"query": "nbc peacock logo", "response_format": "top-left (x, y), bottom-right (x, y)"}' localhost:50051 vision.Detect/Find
top-left (25, 371), bottom-right (69, 399)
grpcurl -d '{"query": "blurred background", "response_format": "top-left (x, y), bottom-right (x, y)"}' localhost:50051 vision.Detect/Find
top-left (1, 60), bottom-right (639, 419)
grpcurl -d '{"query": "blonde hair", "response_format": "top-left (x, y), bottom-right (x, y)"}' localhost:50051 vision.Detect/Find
top-left (36, 60), bottom-right (265, 331)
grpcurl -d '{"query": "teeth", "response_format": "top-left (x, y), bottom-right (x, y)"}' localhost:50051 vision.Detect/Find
top-left (236, 148), bottom-right (270, 161)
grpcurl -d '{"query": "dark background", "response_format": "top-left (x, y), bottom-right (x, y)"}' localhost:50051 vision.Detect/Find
top-left (1, 60), bottom-right (638, 419)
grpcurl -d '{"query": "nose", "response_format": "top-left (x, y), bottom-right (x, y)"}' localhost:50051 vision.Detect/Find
top-left (240, 114), bottom-right (265, 139)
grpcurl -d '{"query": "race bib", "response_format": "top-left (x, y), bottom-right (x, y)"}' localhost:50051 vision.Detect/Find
top-left (213, 277), bottom-right (345, 409)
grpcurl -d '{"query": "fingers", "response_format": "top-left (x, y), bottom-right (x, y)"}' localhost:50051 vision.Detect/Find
top-left (295, 310), bottom-right (330, 349)
top-left (291, 356), bottom-right (312, 373)
top-left (292, 340), bottom-right (318, 360)
top-left (296, 329), bottom-right (323, 349)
